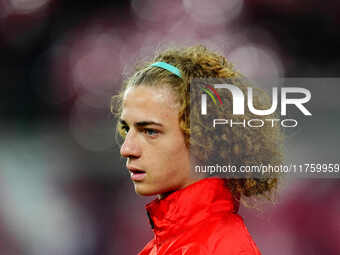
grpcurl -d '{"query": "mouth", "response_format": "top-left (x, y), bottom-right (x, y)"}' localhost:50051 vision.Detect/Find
top-left (128, 167), bottom-right (147, 181)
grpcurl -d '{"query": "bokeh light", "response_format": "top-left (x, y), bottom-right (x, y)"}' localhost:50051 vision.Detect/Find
top-left (8, 0), bottom-right (50, 15)
top-left (69, 99), bottom-right (115, 152)
top-left (130, 0), bottom-right (184, 24)
top-left (228, 44), bottom-right (283, 85)
top-left (182, 0), bottom-right (244, 25)
top-left (69, 28), bottom-right (123, 94)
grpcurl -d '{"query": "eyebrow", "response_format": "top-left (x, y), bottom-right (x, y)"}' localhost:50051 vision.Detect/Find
top-left (119, 119), bottom-right (163, 128)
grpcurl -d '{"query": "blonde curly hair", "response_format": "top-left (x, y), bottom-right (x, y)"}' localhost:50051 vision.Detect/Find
top-left (112, 45), bottom-right (283, 201)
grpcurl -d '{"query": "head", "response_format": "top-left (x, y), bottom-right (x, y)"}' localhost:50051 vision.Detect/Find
top-left (118, 84), bottom-right (203, 198)
top-left (112, 45), bottom-right (283, 200)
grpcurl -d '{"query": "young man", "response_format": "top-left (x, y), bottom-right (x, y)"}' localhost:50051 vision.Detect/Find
top-left (112, 45), bottom-right (282, 254)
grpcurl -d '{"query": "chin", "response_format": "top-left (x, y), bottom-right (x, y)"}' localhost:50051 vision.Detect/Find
top-left (133, 183), bottom-right (159, 197)
top-left (134, 183), bottom-right (174, 197)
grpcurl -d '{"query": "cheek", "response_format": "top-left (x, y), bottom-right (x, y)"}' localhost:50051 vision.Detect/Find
top-left (149, 139), bottom-right (188, 168)
top-left (172, 131), bottom-right (189, 153)
top-left (165, 137), bottom-right (190, 164)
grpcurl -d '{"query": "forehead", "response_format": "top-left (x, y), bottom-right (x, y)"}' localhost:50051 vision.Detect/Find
top-left (121, 85), bottom-right (179, 123)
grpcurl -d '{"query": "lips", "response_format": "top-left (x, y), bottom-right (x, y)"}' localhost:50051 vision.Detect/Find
top-left (128, 166), bottom-right (145, 173)
top-left (127, 166), bottom-right (147, 181)
top-left (131, 169), bottom-right (145, 173)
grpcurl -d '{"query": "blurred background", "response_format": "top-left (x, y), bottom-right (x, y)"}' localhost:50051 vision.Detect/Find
top-left (0, 0), bottom-right (339, 254)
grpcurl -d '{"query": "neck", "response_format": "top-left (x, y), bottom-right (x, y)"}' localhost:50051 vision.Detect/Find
top-left (157, 175), bottom-right (206, 200)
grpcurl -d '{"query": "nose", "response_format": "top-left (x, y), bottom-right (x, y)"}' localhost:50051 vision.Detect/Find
top-left (120, 130), bottom-right (141, 159)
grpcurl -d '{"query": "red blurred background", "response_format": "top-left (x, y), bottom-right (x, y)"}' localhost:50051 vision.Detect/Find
top-left (0, 0), bottom-right (339, 254)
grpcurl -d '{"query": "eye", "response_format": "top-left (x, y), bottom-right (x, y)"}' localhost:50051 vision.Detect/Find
top-left (120, 125), bottom-right (129, 135)
top-left (144, 128), bottom-right (159, 137)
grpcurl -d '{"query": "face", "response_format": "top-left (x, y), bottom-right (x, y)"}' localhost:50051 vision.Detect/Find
top-left (119, 85), bottom-right (201, 198)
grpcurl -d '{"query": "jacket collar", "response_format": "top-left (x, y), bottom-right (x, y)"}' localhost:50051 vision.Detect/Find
top-left (145, 177), bottom-right (240, 239)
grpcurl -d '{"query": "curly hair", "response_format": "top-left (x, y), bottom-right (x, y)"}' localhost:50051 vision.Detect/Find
top-left (111, 45), bottom-right (284, 202)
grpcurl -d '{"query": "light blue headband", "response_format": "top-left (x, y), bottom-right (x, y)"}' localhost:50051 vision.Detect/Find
top-left (150, 62), bottom-right (182, 78)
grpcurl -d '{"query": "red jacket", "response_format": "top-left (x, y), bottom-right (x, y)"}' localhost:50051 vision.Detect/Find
top-left (138, 177), bottom-right (261, 255)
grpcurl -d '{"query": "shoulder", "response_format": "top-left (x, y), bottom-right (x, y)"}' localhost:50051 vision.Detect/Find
top-left (138, 213), bottom-right (261, 255)
top-left (172, 213), bottom-right (261, 254)
top-left (204, 213), bottom-right (262, 255)
top-left (170, 213), bottom-right (261, 254)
